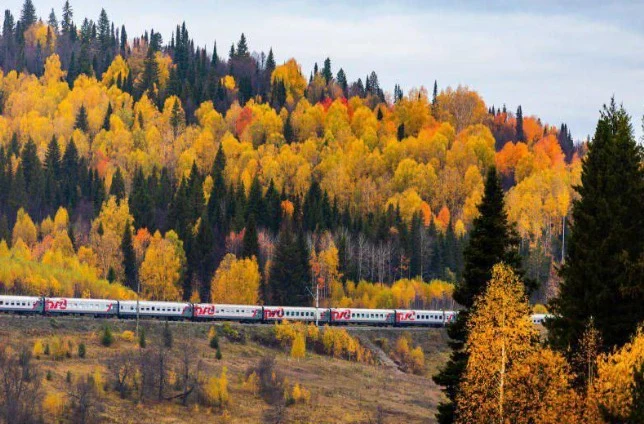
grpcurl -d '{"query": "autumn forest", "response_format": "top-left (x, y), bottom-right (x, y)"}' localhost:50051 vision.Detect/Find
top-left (0, 1), bottom-right (643, 423)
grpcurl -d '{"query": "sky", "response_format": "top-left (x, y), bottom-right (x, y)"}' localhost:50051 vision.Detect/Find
top-left (5, 0), bottom-right (644, 141)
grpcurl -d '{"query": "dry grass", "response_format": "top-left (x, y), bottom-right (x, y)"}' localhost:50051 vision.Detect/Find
top-left (0, 316), bottom-right (449, 423)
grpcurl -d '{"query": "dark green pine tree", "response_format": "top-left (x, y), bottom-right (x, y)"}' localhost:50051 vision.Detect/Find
top-left (121, 221), bottom-right (137, 291)
top-left (246, 175), bottom-right (264, 223)
top-left (548, 99), bottom-right (644, 351)
top-left (20, 0), bottom-right (37, 28)
top-left (60, 139), bottom-right (80, 209)
top-left (322, 57), bottom-right (332, 84)
top-left (336, 69), bottom-right (348, 97)
top-left (109, 167), bottom-right (126, 201)
top-left (268, 220), bottom-right (311, 306)
top-left (264, 179), bottom-right (281, 234)
top-left (43, 135), bottom-right (61, 211)
top-left (397, 123), bottom-right (405, 141)
top-left (0, 214), bottom-right (9, 244)
top-left (241, 215), bottom-right (259, 259)
top-left (433, 166), bottom-right (525, 424)
top-left (75, 105), bottom-right (89, 132)
top-left (21, 138), bottom-right (44, 218)
top-left (102, 101), bottom-right (112, 130)
top-left (129, 167), bottom-right (153, 229)
top-left (283, 113), bottom-right (294, 144)
top-left (516, 105), bottom-right (525, 142)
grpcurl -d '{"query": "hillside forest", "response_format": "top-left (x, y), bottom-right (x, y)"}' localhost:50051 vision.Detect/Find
top-left (0, 2), bottom-right (581, 309)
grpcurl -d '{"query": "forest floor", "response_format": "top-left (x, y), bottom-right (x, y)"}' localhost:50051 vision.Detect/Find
top-left (0, 315), bottom-right (451, 423)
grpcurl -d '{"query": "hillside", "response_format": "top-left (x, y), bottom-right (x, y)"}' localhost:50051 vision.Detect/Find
top-left (0, 315), bottom-right (451, 423)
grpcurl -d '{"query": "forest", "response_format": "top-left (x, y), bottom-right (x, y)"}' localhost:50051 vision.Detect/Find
top-left (0, 1), bottom-right (580, 310)
top-left (1, 1), bottom-right (644, 424)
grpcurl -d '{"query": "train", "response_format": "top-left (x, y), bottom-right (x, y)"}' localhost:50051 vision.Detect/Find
top-left (0, 295), bottom-right (551, 327)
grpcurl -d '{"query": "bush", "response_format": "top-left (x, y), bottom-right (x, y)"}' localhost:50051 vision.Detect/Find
top-left (290, 333), bottom-right (306, 360)
top-left (221, 322), bottom-right (243, 342)
top-left (139, 327), bottom-right (146, 348)
top-left (120, 331), bottom-right (135, 342)
top-left (201, 367), bottom-right (228, 407)
top-left (44, 343), bottom-right (50, 356)
top-left (66, 371), bottom-right (72, 383)
top-left (210, 334), bottom-right (219, 349)
top-left (33, 340), bottom-right (44, 359)
top-left (42, 392), bottom-right (65, 418)
top-left (46, 370), bottom-right (53, 381)
top-left (78, 343), bottom-right (86, 358)
top-left (289, 383), bottom-right (311, 405)
top-left (216, 347), bottom-right (223, 360)
top-left (242, 371), bottom-right (259, 395)
top-left (101, 326), bottom-right (114, 347)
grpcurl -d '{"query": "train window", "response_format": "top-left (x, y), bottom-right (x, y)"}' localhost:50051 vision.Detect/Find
top-left (0, 301), bottom-right (3, 305)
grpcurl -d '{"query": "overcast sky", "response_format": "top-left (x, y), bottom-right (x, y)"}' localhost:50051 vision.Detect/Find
top-left (5, 0), bottom-right (644, 140)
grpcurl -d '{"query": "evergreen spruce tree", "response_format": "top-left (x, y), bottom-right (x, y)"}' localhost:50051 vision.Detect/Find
top-left (61, 139), bottom-right (80, 208)
top-left (102, 102), bottom-right (112, 130)
top-left (516, 105), bottom-right (525, 142)
top-left (268, 219), bottom-right (311, 305)
top-left (20, 0), bottom-right (36, 28)
top-left (121, 220), bottom-right (137, 291)
top-left (129, 167), bottom-right (153, 228)
top-left (75, 105), bottom-right (89, 132)
top-left (241, 215), bottom-right (259, 259)
top-left (336, 68), bottom-right (348, 96)
top-left (433, 166), bottom-right (524, 424)
top-left (322, 57), bottom-right (332, 84)
top-left (109, 167), bottom-right (126, 201)
top-left (548, 99), bottom-right (644, 351)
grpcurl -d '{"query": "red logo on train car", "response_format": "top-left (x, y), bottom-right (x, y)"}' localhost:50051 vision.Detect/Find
top-left (106, 303), bottom-right (114, 312)
top-left (264, 308), bottom-right (284, 319)
top-left (332, 310), bottom-right (351, 320)
top-left (194, 304), bottom-right (216, 316)
top-left (46, 299), bottom-right (67, 310)
top-left (397, 311), bottom-right (416, 321)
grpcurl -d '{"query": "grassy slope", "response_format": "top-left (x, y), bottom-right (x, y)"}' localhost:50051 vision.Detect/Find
top-left (0, 316), bottom-right (450, 423)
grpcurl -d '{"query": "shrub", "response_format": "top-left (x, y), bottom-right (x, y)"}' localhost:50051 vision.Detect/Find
top-left (78, 343), bottom-right (86, 359)
top-left (33, 340), bottom-right (44, 359)
top-left (66, 371), bottom-right (72, 383)
top-left (290, 383), bottom-right (311, 404)
top-left (202, 367), bottom-right (228, 407)
top-left (101, 326), bottom-right (114, 347)
top-left (319, 327), bottom-right (373, 363)
top-left (139, 327), bottom-right (146, 348)
top-left (210, 334), bottom-right (219, 349)
top-left (216, 347), bottom-right (223, 360)
top-left (46, 370), bottom-right (53, 381)
top-left (242, 371), bottom-right (259, 395)
top-left (44, 343), bottom-right (50, 356)
top-left (392, 334), bottom-right (425, 374)
top-left (42, 392), bottom-right (65, 418)
top-left (221, 322), bottom-right (242, 342)
top-left (120, 330), bottom-right (135, 342)
top-left (290, 333), bottom-right (306, 360)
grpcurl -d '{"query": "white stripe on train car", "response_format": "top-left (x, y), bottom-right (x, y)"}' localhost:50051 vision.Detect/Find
top-left (193, 303), bottom-right (262, 320)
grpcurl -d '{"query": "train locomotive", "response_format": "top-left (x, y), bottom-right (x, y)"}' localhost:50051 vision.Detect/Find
top-left (0, 295), bottom-right (548, 327)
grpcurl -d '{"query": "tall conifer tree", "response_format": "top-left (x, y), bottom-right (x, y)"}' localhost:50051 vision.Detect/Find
top-left (433, 166), bottom-right (524, 424)
top-left (548, 99), bottom-right (644, 351)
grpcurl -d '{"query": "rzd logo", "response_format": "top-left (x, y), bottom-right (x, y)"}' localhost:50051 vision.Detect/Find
top-left (264, 308), bottom-right (284, 319)
top-left (194, 305), bottom-right (215, 316)
top-left (46, 299), bottom-right (67, 310)
top-left (332, 310), bottom-right (351, 320)
top-left (397, 311), bottom-right (415, 321)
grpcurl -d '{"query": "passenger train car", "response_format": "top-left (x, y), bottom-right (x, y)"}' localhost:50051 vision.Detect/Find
top-left (0, 295), bottom-right (551, 327)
